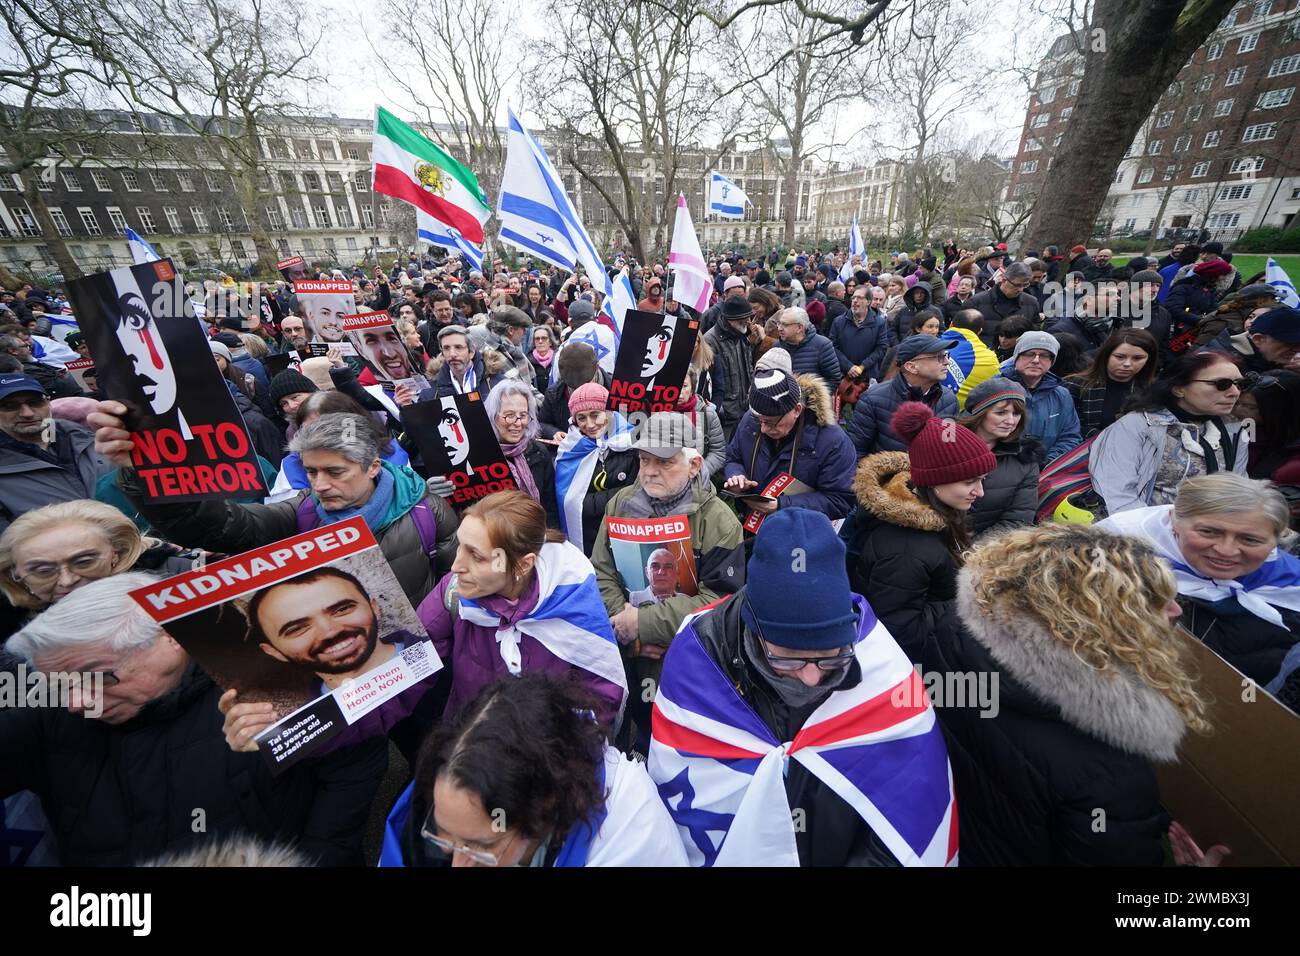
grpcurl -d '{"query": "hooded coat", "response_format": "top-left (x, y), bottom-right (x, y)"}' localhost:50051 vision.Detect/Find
top-left (703, 319), bottom-right (759, 434)
top-left (849, 452), bottom-right (959, 664)
top-left (890, 284), bottom-right (944, 344)
top-left (922, 569), bottom-right (1187, 866)
top-left (722, 374), bottom-right (857, 521)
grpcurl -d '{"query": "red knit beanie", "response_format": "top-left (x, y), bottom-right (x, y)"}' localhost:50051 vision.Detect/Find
top-left (568, 381), bottom-right (609, 416)
top-left (891, 402), bottom-right (997, 487)
top-left (1070, 244), bottom-right (1087, 256)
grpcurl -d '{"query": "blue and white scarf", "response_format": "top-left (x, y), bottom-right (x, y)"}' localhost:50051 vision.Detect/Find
top-left (452, 360), bottom-right (477, 394)
top-left (457, 540), bottom-right (628, 713)
top-left (1099, 505), bottom-right (1300, 627)
top-left (554, 413), bottom-right (636, 554)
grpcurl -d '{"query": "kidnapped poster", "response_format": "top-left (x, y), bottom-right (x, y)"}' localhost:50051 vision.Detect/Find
top-left (66, 259), bottom-right (267, 502)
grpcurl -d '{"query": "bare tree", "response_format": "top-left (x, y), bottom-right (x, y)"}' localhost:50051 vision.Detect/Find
top-left (58, 0), bottom-right (327, 275)
top-left (527, 0), bottom-right (734, 261)
top-left (366, 0), bottom-right (512, 258)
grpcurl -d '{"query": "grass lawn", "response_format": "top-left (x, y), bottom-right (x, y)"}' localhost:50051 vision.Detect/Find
top-left (1114, 253), bottom-right (1300, 282)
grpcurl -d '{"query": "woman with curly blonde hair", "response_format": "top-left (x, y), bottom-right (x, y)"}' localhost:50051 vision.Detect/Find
top-left (924, 523), bottom-right (1212, 866)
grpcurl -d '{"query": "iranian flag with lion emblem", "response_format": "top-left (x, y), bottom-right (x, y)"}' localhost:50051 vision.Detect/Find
top-left (371, 106), bottom-right (489, 245)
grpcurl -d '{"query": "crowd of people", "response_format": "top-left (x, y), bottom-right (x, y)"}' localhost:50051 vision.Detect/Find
top-left (1, 235), bottom-right (1298, 868)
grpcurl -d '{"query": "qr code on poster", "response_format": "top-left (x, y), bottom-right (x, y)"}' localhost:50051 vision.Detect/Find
top-left (401, 641), bottom-right (440, 681)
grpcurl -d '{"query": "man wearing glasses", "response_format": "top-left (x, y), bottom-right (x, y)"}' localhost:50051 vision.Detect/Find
top-left (970, 261), bottom-right (1041, 348)
top-left (0, 375), bottom-right (113, 534)
top-left (648, 509), bottom-right (955, 866)
top-left (999, 331), bottom-right (1082, 464)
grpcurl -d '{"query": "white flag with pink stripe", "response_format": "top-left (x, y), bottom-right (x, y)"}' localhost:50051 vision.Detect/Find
top-left (668, 194), bottom-right (711, 312)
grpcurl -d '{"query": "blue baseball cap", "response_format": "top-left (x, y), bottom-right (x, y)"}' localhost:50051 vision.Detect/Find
top-left (0, 375), bottom-right (46, 400)
top-left (1250, 306), bottom-right (1300, 344)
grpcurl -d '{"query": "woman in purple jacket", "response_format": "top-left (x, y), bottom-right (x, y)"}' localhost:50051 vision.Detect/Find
top-left (417, 490), bottom-right (627, 727)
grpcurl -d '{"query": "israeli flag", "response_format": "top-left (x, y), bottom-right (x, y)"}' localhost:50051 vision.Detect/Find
top-left (1266, 257), bottom-right (1299, 308)
top-left (125, 227), bottom-right (160, 265)
top-left (839, 215), bottom-right (864, 282)
top-left (708, 172), bottom-right (750, 220)
top-left (418, 209), bottom-right (484, 272)
top-left (499, 108), bottom-right (616, 329)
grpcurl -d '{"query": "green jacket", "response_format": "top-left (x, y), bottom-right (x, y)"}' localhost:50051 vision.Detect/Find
top-left (590, 477), bottom-right (746, 648)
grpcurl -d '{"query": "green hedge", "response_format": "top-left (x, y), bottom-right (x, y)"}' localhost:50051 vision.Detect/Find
top-left (1232, 226), bottom-right (1300, 253)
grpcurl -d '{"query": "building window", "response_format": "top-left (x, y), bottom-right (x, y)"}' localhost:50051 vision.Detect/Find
top-left (278, 171), bottom-right (296, 192)
top-left (135, 206), bottom-right (156, 232)
top-left (1197, 74), bottom-right (1216, 92)
top-left (216, 209), bottom-right (235, 230)
top-left (361, 206), bottom-right (374, 229)
top-left (1242, 122), bottom-right (1278, 141)
top-left (1053, 133), bottom-right (1064, 147)
top-left (1254, 0), bottom-right (1272, 17)
top-left (149, 171), bottom-right (168, 190)
top-left (1060, 106), bottom-right (1073, 120)
top-left (1226, 67), bottom-right (1247, 87)
top-left (1138, 168), bottom-right (1155, 184)
top-left (346, 147), bottom-right (360, 161)
top-left (1207, 212), bottom-right (1241, 228)
top-left (345, 237), bottom-right (358, 252)
top-left (91, 170), bottom-right (112, 191)
top-left (352, 171), bottom-right (368, 191)
top-left (10, 204), bottom-right (40, 236)
top-left (106, 207), bottom-right (128, 233)
top-left (1038, 85), bottom-right (1057, 104)
top-left (1113, 168), bottom-right (1125, 184)
top-left (49, 208), bottom-right (73, 237)
top-left (1239, 32), bottom-right (1260, 54)
top-left (1230, 156), bottom-right (1266, 173)
top-left (335, 204), bottom-right (354, 228)
top-left (1148, 139), bottom-right (1164, 154)
top-left (1186, 104), bottom-right (1203, 122)
top-left (1214, 98), bottom-right (1234, 116)
top-left (1067, 79), bottom-right (1081, 96)
top-left (122, 170), bottom-right (141, 192)
top-left (163, 205), bottom-right (182, 231)
top-left (265, 206), bottom-right (284, 230)
top-left (289, 206), bottom-right (308, 229)
top-left (1174, 134), bottom-right (1191, 152)
top-left (1184, 188), bottom-right (1202, 202)
top-left (1019, 160), bottom-right (1039, 174)
top-left (1203, 130), bottom-right (1222, 147)
top-left (1030, 113), bottom-right (1050, 128)
top-left (1219, 183), bottom-right (1254, 201)
top-left (60, 170), bottom-right (81, 191)
top-left (177, 172), bottom-right (195, 192)
top-left (1191, 161), bottom-right (1211, 177)
top-left (313, 204), bottom-right (331, 228)
top-left (1155, 111), bottom-right (1173, 128)
top-left (1256, 87), bottom-right (1294, 109)
top-left (78, 207), bottom-right (101, 235)
top-left (326, 172), bottom-right (344, 192)
top-left (303, 172), bottom-right (321, 191)
top-left (1268, 55), bottom-right (1300, 78)
top-left (1207, 41), bottom-right (1224, 61)
top-left (205, 172), bottom-right (223, 191)
top-left (1162, 165), bottom-right (1176, 181)
top-left (1025, 137), bottom-right (1042, 152)
top-left (317, 140), bottom-right (337, 161)
top-left (35, 168), bottom-right (54, 192)
top-left (190, 206), bottom-right (208, 230)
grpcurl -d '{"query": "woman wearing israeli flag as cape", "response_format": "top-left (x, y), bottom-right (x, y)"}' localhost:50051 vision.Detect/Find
top-left (554, 382), bottom-right (638, 556)
top-left (1098, 472), bottom-right (1300, 688)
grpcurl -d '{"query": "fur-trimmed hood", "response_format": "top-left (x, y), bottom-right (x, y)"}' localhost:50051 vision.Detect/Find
top-left (795, 372), bottom-right (836, 427)
top-left (954, 566), bottom-right (1188, 762)
top-left (424, 346), bottom-right (511, 380)
top-left (852, 451), bottom-right (947, 531)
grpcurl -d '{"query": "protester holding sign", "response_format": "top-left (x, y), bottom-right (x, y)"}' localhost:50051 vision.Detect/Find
top-left (0, 573), bottom-right (388, 866)
top-left (722, 368), bottom-right (856, 524)
top-left (380, 674), bottom-right (684, 867)
top-left (553, 382), bottom-right (638, 556)
top-left (416, 491), bottom-right (627, 726)
top-left (481, 380), bottom-right (559, 526)
top-left (90, 409), bottom-right (458, 605)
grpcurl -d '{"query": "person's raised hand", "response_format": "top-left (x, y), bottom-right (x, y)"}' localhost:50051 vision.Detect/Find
top-left (394, 380), bottom-right (420, 407)
top-left (218, 687), bottom-right (277, 753)
top-left (1168, 821), bottom-right (1231, 867)
top-left (88, 400), bottom-right (135, 469)
top-left (326, 345), bottom-right (346, 368)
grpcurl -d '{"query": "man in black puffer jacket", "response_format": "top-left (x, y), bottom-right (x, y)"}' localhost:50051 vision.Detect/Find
top-left (2, 575), bottom-right (387, 866)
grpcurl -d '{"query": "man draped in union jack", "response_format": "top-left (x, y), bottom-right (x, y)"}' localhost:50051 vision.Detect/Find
top-left (648, 509), bottom-right (957, 866)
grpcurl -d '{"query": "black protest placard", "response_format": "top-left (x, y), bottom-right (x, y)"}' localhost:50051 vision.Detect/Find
top-left (66, 259), bottom-right (267, 502)
top-left (607, 308), bottom-right (699, 415)
top-left (404, 392), bottom-right (519, 509)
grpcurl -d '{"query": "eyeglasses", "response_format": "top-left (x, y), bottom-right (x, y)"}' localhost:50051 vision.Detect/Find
top-left (14, 551), bottom-right (115, 588)
top-left (496, 411), bottom-right (529, 423)
top-left (744, 592), bottom-right (855, 672)
top-left (1018, 351), bottom-right (1053, 363)
top-left (421, 807), bottom-right (519, 866)
top-left (1191, 377), bottom-right (1251, 392)
top-left (0, 395), bottom-right (50, 414)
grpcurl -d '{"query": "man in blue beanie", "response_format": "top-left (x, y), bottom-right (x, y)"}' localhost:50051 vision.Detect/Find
top-left (647, 508), bottom-right (957, 867)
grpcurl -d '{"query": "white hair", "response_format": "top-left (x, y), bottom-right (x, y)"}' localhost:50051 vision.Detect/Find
top-left (7, 571), bottom-right (164, 661)
top-left (781, 306), bottom-right (813, 330)
top-left (1173, 473), bottom-right (1289, 538)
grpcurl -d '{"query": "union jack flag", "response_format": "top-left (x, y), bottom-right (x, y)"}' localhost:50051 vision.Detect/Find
top-left (648, 596), bottom-right (958, 867)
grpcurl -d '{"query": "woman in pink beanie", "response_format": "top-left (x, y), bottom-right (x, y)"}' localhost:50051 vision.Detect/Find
top-left (554, 381), bottom-right (639, 555)
top-left (847, 401), bottom-right (996, 661)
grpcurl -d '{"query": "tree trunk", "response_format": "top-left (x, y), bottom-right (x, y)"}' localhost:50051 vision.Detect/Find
top-left (1145, 182), bottom-right (1178, 255)
top-left (233, 166), bottom-right (277, 276)
top-left (782, 160), bottom-right (798, 247)
top-left (24, 184), bottom-right (82, 280)
top-left (1024, 0), bottom-right (1237, 251)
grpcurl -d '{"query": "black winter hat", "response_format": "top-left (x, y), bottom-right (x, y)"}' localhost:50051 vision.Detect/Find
top-left (269, 369), bottom-right (318, 406)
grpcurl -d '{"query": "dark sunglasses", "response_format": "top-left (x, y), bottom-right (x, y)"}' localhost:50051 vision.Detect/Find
top-left (1191, 377), bottom-right (1251, 392)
